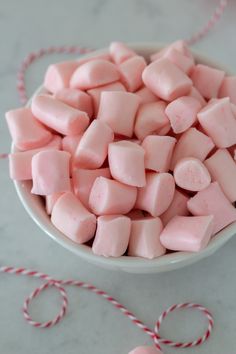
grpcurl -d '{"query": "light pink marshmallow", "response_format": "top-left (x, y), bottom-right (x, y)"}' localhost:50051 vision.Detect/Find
top-left (54, 88), bottom-right (93, 118)
top-left (92, 215), bottom-right (131, 257)
top-left (72, 168), bottom-right (111, 209)
top-left (31, 150), bottom-right (71, 195)
top-left (129, 346), bottom-right (163, 354)
top-left (150, 40), bottom-right (193, 62)
top-left (108, 141), bottom-right (146, 187)
top-left (219, 76), bottom-right (236, 104)
top-left (128, 217), bottom-right (165, 259)
top-left (98, 91), bottom-right (140, 137)
top-left (135, 172), bottom-right (175, 216)
top-left (187, 182), bottom-right (236, 234)
top-left (74, 120), bottom-right (114, 169)
top-left (160, 215), bottom-right (214, 252)
top-left (109, 42), bottom-right (137, 64)
top-left (198, 98), bottom-right (236, 148)
top-left (46, 192), bottom-right (64, 215)
top-left (118, 56), bottom-right (147, 92)
top-left (6, 107), bottom-right (52, 151)
top-left (170, 127), bottom-right (215, 170)
top-left (44, 61), bottom-right (79, 94)
top-left (161, 47), bottom-right (194, 74)
top-left (51, 192), bottom-right (96, 244)
top-left (188, 86), bottom-right (207, 107)
top-left (161, 189), bottom-right (190, 226)
top-left (89, 176), bottom-right (137, 215)
top-left (165, 96), bottom-right (201, 134)
top-left (190, 64), bottom-right (225, 99)
top-left (70, 59), bottom-right (120, 90)
top-left (174, 157), bottom-right (211, 192)
top-left (134, 86), bottom-right (159, 104)
top-left (142, 135), bottom-right (176, 172)
top-left (134, 101), bottom-right (169, 141)
top-left (31, 95), bottom-right (89, 136)
top-left (142, 58), bottom-right (192, 101)
top-left (204, 148), bottom-right (236, 202)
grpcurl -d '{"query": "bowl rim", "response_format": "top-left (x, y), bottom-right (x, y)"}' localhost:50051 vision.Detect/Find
top-left (12, 42), bottom-right (236, 273)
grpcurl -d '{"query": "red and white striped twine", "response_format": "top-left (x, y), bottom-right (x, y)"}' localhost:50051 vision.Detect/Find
top-left (0, 266), bottom-right (214, 351)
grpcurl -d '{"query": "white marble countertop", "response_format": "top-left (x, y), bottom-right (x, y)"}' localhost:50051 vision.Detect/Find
top-left (1, 1), bottom-right (236, 353)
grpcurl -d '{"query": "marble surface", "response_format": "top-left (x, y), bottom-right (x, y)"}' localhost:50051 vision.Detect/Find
top-left (1, 1), bottom-right (236, 353)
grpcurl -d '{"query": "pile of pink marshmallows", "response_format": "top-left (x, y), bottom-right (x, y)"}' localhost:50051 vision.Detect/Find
top-left (6, 40), bottom-right (236, 259)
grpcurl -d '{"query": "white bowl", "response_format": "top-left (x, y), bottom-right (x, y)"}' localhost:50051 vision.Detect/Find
top-left (12, 43), bottom-right (236, 273)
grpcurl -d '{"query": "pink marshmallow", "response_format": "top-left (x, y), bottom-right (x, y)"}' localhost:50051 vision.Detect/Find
top-left (150, 40), bottom-right (193, 62)
top-left (9, 135), bottom-right (62, 181)
top-left (161, 189), bottom-right (190, 226)
top-left (118, 55), bottom-right (147, 92)
top-left (135, 172), bottom-right (175, 216)
top-left (204, 149), bottom-right (236, 203)
top-left (6, 107), bottom-right (52, 151)
top-left (89, 176), bottom-right (137, 215)
top-left (188, 86), bottom-right (207, 107)
top-left (128, 217), bottom-right (165, 259)
top-left (70, 59), bottom-right (120, 90)
top-left (31, 150), bottom-right (71, 195)
top-left (62, 135), bottom-right (82, 156)
top-left (134, 101), bottom-right (169, 141)
top-left (72, 168), bottom-right (111, 209)
top-left (188, 182), bottom-right (236, 234)
top-left (92, 215), bottom-right (131, 257)
top-left (219, 76), bottom-right (236, 104)
top-left (44, 61), bottom-right (79, 94)
top-left (198, 98), bottom-right (236, 148)
top-left (142, 135), bottom-right (176, 172)
top-left (165, 96), bottom-right (201, 134)
top-left (109, 42), bottom-right (136, 64)
top-left (142, 58), bottom-right (192, 101)
top-left (190, 64), bottom-right (225, 99)
top-left (108, 141), bottom-right (145, 187)
top-left (87, 81), bottom-right (126, 116)
top-left (161, 47), bottom-right (194, 74)
top-left (46, 192), bottom-right (64, 215)
top-left (98, 91), bottom-right (140, 137)
top-left (51, 192), bottom-right (96, 244)
top-left (129, 346), bottom-right (163, 354)
top-left (74, 120), bottom-right (114, 169)
top-left (54, 88), bottom-right (93, 118)
top-left (170, 127), bottom-right (215, 170)
top-left (174, 157), bottom-right (211, 192)
top-left (31, 95), bottom-right (89, 136)
top-left (160, 215), bottom-right (214, 252)
top-left (134, 86), bottom-right (159, 104)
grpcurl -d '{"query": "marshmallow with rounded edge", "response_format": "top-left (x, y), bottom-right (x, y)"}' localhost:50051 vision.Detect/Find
top-left (118, 56), bottom-right (147, 92)
top-left (219, 76), bottom-right (236, 104)
top-left (135, 172), bottom-right (175, 216)
top-left (6, 107), bottom-right (52, 151)
top-left (160, 215), bottom-right (214, 252)
top-left (70, 59), bottom-right (120, 90)
top-left (188, 86), bottom-right (206, 107)
top-left (73, 168), bottom-right (111, 209)
top-left (142, 135), bottom-right (176, 172)
top-left (129, 346), bottom-right (163, 354)
top-left (92, 215), bottom-right (131, 257)
top-left (74, 120), bottom-right (114, 169)
top-left (134, 101), bottom-right (169, 141)
top-left (87, 81), bottom-right (126, 115)
top-left (150, 40), bottom-right (193, 62)
top-left (9, 135), bottom-right (62, 181)
top-left (160, 47), bottom-right (194, 74)
top-left (187, 182), bottom-right (236, 234)
top-left (128, 217), bottom-right (165, 259)
top-left (108, 141), bottom-right (145, 187)
top-left (109, 42), bottom-right (136, 64)
top-left (198, 98), bottom-right (236, 148)
top-left (161, 189), bottom-right (190, 226)
top-left (142, 58), bottom-right (192, 101)
top-left (51, 192), bottom-right (96, 244)
top-left (89, 176), bottom-right (137, 215)
top-left (191, 64), bottom-right (225, 99)
top-left (54, 88), bottom-right (93, 118)
top-left (165, 96), bottom-right (201, 134)
top-left (31, 95), bottom-right (89, 136)
top-left (174, 157), bottom-right (211, 192)
top-left (98, 91), bottom-right (140, 137)
top-left (170, 127), bottom-right (215, 170)
top-left (135, 86), bottom-right (159, 104)
top-left (204, 149), bottom-right (236, 203)
top-left (31, 150), bottom-right (71, 195)
top-left (44, 61), bottom-right (79, 94)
